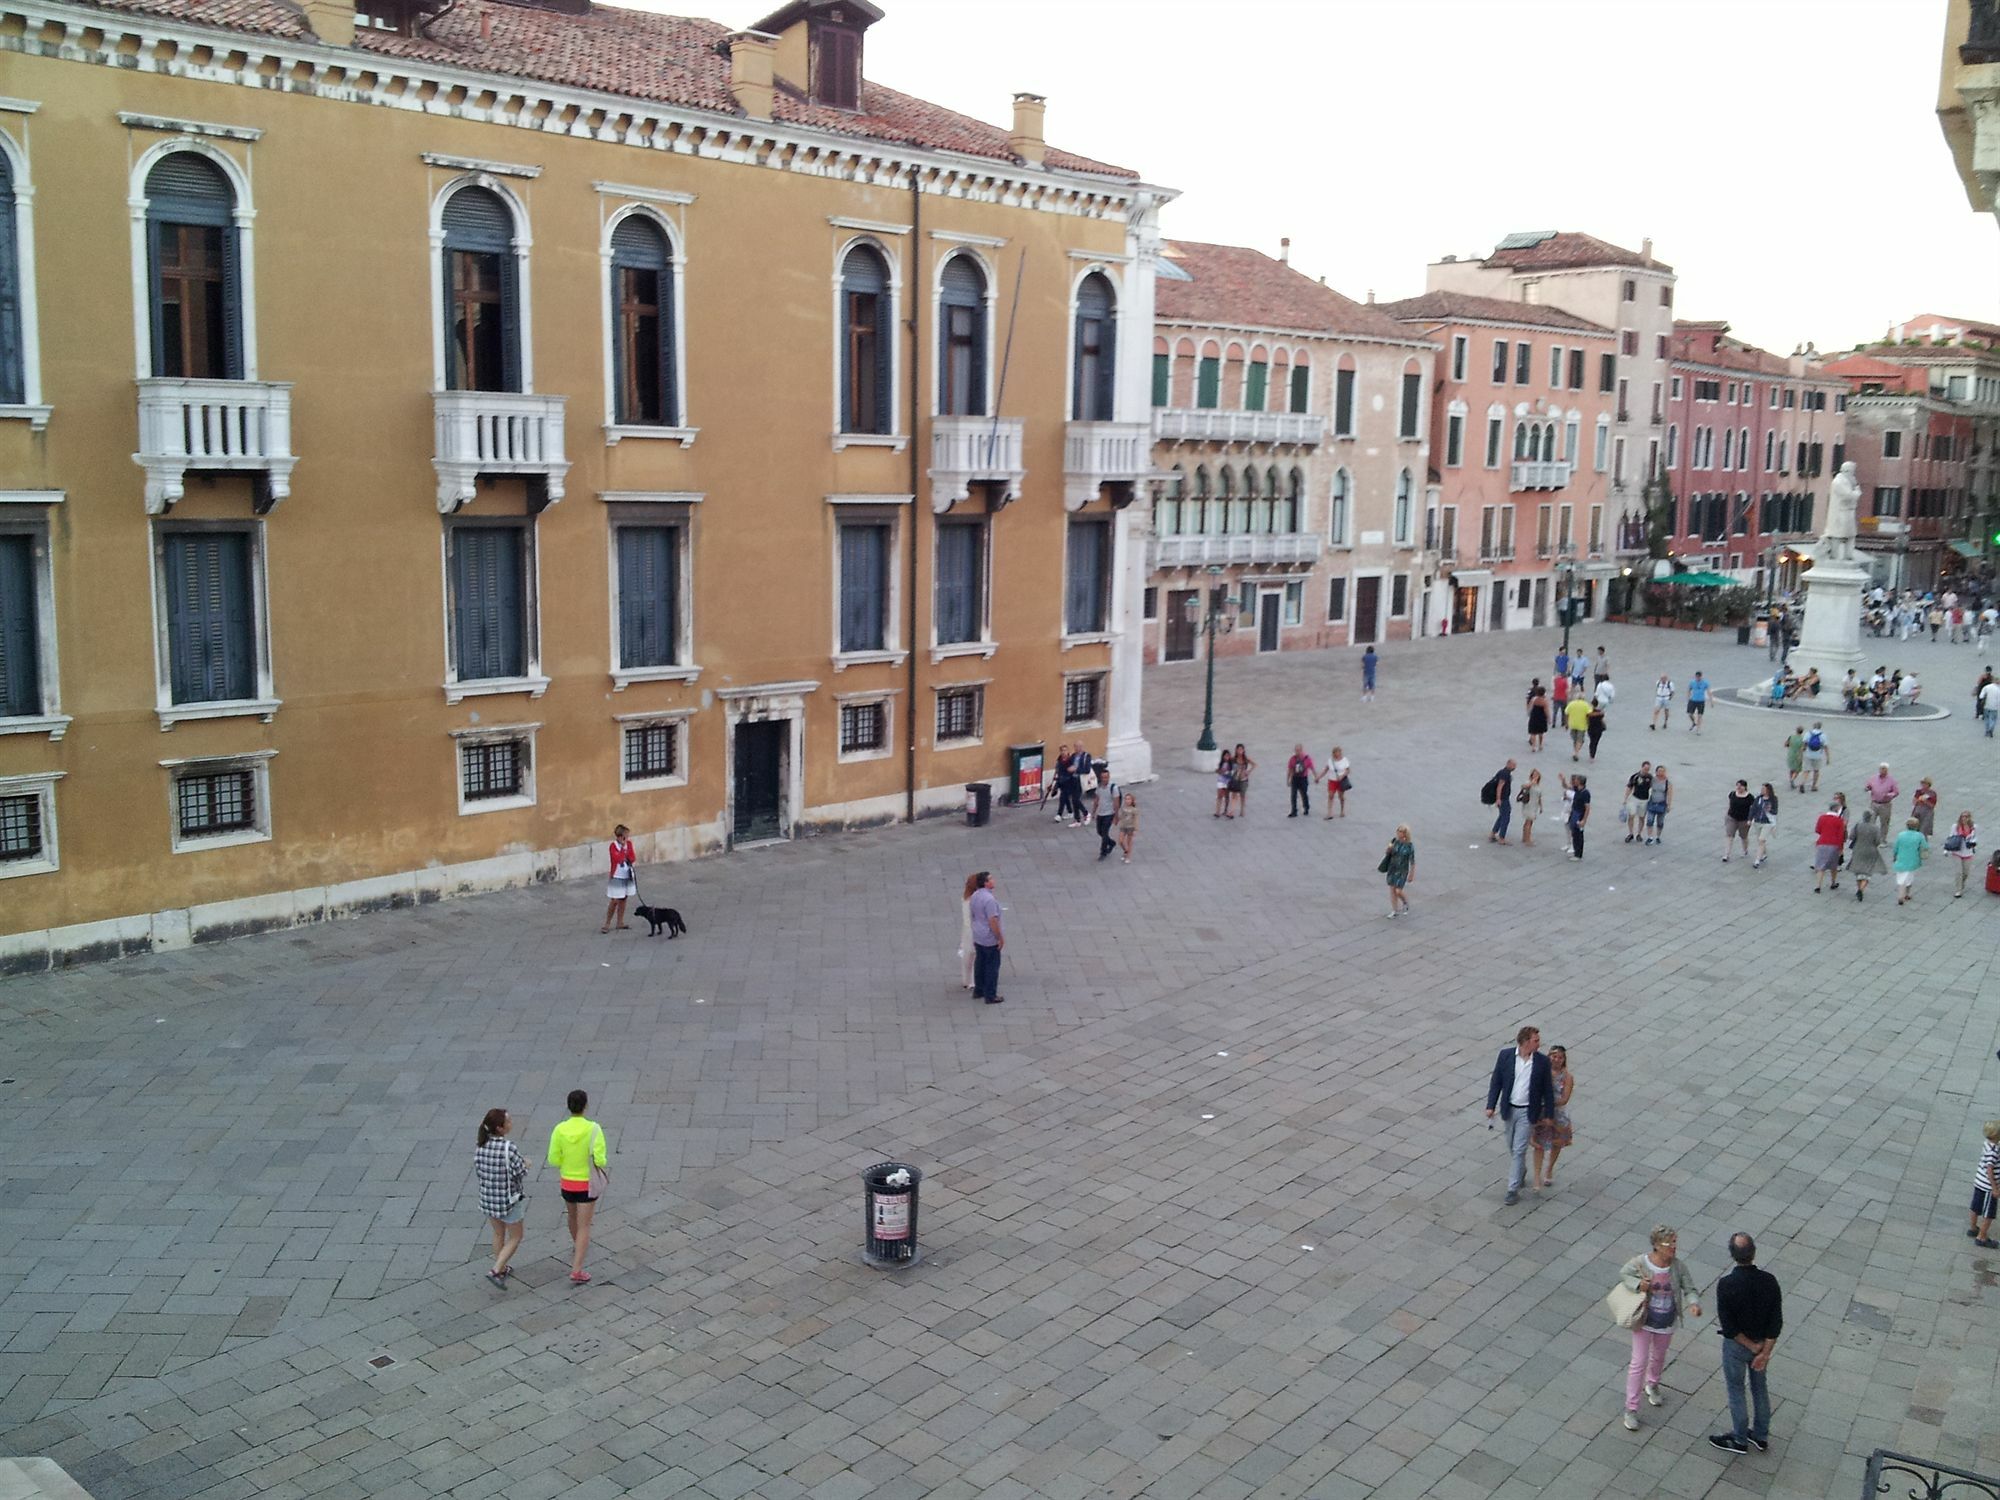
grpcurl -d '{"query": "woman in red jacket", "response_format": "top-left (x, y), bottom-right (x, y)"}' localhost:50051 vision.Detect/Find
top-left (602, 824), bottom-right (636, 933)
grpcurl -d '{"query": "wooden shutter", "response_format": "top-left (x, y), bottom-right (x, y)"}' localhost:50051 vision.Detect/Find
top-left (145, 154), bottom-right (238, 381)
top-left (452, 526), bottom-right (524, 680)
top-left (1290, 366), bottom-right (1308, 413)
top-left (839, 524), bottom-right (886, 652)
top-left (1335, 369), bottom-right (1354, 432)
top-left (441, 188), bottom-right (520, 393)
top-left (0, 158), bottom-right (20, 405)
top-left (840, 247), bottom-right (890, 434)
top-left (1196, 357), bottom-right (1218, 409)
top-left (0, 533), bottom-right (37, 716)
top-left (165, 532), bottom-right (252, 703)
top-left (611, 218), bottom-right (675, 425)
top-left (617, 526), bottom-right (678, 668)
top-left (1151, 353), bottom-right (1169, 408)
top-left (939, 255), bottom-right (987, 416)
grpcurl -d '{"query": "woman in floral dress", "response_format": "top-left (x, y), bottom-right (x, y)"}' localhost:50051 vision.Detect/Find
top-left (1532, 1045), bottom-right (1574, 1189)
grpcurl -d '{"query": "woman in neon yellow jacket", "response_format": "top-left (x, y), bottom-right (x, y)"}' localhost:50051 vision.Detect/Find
top-left (548, 1090), bottom-right (608, 1283)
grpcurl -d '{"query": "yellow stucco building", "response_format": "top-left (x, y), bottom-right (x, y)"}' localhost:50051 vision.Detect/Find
top-left (0, 0), bottom-right (1168, 968)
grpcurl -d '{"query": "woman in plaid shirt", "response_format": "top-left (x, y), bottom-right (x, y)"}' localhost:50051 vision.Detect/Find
top-left (475, 1108), bottom-right (528, 1285)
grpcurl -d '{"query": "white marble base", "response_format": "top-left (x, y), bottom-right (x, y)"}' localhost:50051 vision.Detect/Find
top-left (1786, 557), bottom-right (1871, 687)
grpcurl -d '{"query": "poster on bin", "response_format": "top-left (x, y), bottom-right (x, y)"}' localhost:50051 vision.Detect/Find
top-left (1014, 750), bottom-right (1043, 804)
top-left (872, 1194), bottom-right (910, 1240)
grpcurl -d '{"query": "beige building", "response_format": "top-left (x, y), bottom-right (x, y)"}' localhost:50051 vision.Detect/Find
top-left (1142, 240), bottom-right (1437, 668)
top-left (1424, 232), bottom-right (1679, 574)
top-left (0, 0), bottom-right (1172, 968)
top-left (1939, 0), bottom-right (2000, 228)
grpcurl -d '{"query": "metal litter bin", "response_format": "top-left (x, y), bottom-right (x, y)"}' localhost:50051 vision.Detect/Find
top-left (965, 782), bottom-right (991, 827)
top-left (862, 1161), bottom-right (922, 1267)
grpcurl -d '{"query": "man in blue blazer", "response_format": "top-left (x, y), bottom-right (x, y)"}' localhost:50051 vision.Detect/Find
top-left (1485, 1025), bottom-right (1555, 1205)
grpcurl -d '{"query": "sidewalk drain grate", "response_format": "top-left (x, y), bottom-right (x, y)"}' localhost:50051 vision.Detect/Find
top-left (368, 1355), bottom-right (395, 1369)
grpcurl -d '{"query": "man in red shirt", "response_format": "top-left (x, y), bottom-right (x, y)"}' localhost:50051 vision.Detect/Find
top-left (1812, 799), bottom-right (1849, 893)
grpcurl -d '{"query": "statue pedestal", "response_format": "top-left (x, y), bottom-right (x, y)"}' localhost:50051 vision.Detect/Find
top-left (1786, 555), bottom-right (1871, 686)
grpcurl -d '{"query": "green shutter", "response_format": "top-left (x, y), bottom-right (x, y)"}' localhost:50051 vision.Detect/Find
top-left (1244, 363), bottom-right (1267, 413)
top-left (617, 526), bottom-right (677, 668)
top-left (1291, 366), bottom-right (1309, 414)
top-left (164, 532), bottom-right (253, 704)
top-left (1196, 357), bottom-right (1219, 409)
top-left (1151, 353), bottom-right (1169, 408)
top-left (453, 526), bottom-right (525, 680)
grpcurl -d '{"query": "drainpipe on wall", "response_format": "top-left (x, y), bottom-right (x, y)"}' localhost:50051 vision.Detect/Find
top-left (905, 169), bottom-right (922, 825)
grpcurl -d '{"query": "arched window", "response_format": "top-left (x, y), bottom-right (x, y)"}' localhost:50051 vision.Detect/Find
top-left (1515, 421), bottom-right (1531, 461)
top-left (1194, 464), bottom-right (1211, 498)
top-left (1196, 340), bottom-right (1220, 409)
top-left (1243, 465), bottom-right (1261, 501)
top-left (1285, 467), bottom-right (1304, 533)
top-left (1218, 464), bottom-right (1235, 500)
top-left (1245, 346), bottom-right (1270, 412)
top-left (0, 149), bottom-right (21, 404)
top-left (1159, 463), bottom-right (1185, 533)
top-left (1394, 468), bottom-right (1414, 544)
top-left (441, 185), bottom-right (519, 392)
top-left (1072, 272), bottom-right (1116, 421)
top-left (146, 152), bottom-right (242, 381)
top-left (839, 243), bottom-right (891, 435)
top-left (610, 215), bottom-right (677, 427)
top-left (1329, 468), bottom-right (1351, 545)
top-left (938, 253), bottom-right (987, 416)
top-left (1289, 351), bottom-right (1312, 414)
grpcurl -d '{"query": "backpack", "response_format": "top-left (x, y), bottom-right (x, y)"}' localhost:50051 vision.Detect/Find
top-left (1807, 730), bottom-right (1824, 752)
top-left (1480, 777), bottom-right (1499, 807)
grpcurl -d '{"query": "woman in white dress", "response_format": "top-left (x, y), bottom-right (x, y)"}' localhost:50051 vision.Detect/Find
top-left (958, 872), bottom-right (979, 989)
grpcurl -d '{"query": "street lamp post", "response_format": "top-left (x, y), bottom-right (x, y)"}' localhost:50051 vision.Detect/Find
top-left (1193, 564), bottom-right (1226, 757)
top-left (1556, 541), bottom-right (1578, 658)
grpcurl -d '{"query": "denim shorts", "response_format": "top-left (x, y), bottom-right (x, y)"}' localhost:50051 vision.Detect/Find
top-left (493, 1198), bottom-right (525, 1225)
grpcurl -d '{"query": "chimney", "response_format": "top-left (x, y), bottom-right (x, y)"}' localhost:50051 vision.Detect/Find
top-left (1009, 92), bottom-right (1046, 167)
top-left (1279, 237), bottom-right (1290, 265)
top-left (1641, 236), bottom-right (1653, 264)
top-left (1366, 289), bottom-right (1376, 305)
top-left (726, 30), bottom-right (778, 122)
top-left (302, 0), bottom-right (354, 46)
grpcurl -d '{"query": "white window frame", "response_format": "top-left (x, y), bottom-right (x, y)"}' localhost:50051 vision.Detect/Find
top-left (451, 722), bottom-right (538, 816)
top-left (1393, 470), bottom-right (1414, 547)
top-left (428, 172), bottom-right (533, 394)
top-left (1445, 406), bottom-right (1465, 468)
top-left (1485, 408), bottom-right (1505, 469)
top-left (1613, 436), bottom-right (1627, 485)
top-left (128, 134), bottom-right (259, 382)
top-left (1588, 503), bottom-right (1604, 555)
top-left (833, 690), bottom-right (897, 764)
top-left (1450, 334), bottom-right (1467, 382)
top-left (830, 230), bottom-right (907, 451)
top-left (1060, 669), bottom-right (1106, 729)
top-left (1666, 423), bottom-right (1679, 469)
top-left (0, 768), bottom-right (61, 878)
top-left (0, 118), bottom-right (46, 426)
top-left (930, 246), bottom-right (999, 420)
top-left (599, 197), bottom-right (696, 447)
top-left (1062, 514), bottom-right (1116, 646)
top-left (828, 496), bottom-right (910, 670)
top-left (150, 518), bottom-right (280, 729)
top-left (931, 680), bottom-right (987, 749)
top-left (1397, 359), bottom-right (1423, 441)
top-left (441, 513), bottom-right (548, 705)
top-left (930, 516), bottom-right (995, 663)
top-left (1328, 468), bottom-right (1351, 547)
top-left (1283, 580), bottom-right (1303, 626)
top-left (1549, 345), bottom-right (1563, 389)
top-left (615, 708), bottom-right (692, 791)
top-left (1670, 376), bottom-right (1683, 401)
top-left (0, 490), bottom-right (65, 738)
top-left (1326, 574), bottom-right (1347, 623)
top-left (602, 492), bottom-right (700, 689)
top-left (162, 750), bottom-right (275, 853)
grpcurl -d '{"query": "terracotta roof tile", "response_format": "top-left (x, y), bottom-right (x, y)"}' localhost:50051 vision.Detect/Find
top-left (1377, 290), bottom-right (1610, 335)
top-left (1480, 231), bottom-right (1671, 275)
top-left (75, 0), bottom-right (1138, 178)
top-left (1667, 322), bottom-right (1796, 378)
top-left (1156, 241), bottom-right (1426, 343)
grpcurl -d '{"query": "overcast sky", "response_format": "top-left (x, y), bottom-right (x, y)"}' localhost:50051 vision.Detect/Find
top-left (699, 0), bottom-right (1997, 355)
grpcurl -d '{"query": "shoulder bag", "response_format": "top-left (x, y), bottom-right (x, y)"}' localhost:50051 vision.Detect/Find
top-left (1605, 1279), bottom-right (1646, 1330)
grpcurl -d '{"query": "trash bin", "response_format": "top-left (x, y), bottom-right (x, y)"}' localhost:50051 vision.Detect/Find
top-left (964, 782), bottom-right (991, 827)
top-left (1988, 849), bottom-right (2000, 897)
top-left (862, 1161), bottom-right (922, 1267)
top-left (1737, 623), bottom-right (1752, 645)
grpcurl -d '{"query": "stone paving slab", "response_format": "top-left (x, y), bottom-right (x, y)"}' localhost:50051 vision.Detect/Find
top-left (3, 623), bottom-right (2000, 1499)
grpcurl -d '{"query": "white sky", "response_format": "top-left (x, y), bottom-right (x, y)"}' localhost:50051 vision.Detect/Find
top-left (695, 0), bottom-right (1998, 355)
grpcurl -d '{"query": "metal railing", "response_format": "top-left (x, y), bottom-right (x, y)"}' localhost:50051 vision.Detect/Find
top-left (1863, 1450), bottom-right (2000, 1500)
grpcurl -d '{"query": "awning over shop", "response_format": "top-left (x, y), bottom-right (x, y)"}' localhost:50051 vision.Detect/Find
top-left (1948, 540), bottom-right (1983, 558)
top-left (1446, 569), bottom-right (1493, 585)
top-left (1657, 570), bottom-right (1735, 586)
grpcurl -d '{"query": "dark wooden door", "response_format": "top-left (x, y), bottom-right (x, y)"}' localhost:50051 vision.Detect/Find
top-left (732, 720), bottom-right (785, 843)
top-left (1165, 590), bottom-right (1197, 660)
top-left (1257, 592), bottom-right (1281, 652)
top-left (1353, 576), bottom-right (1381, 643)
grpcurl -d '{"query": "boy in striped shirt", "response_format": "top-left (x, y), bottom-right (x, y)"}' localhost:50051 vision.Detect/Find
top-left (1970, 1121), bottom-right (2000, 1249)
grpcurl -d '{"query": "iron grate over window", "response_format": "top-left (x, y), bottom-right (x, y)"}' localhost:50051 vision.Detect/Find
top-left (1063, 676), bottom-right (1102, 726)
top-left (936, 688), bottom-right (981, 743)
top-left (0, 793), bottom-right (41, 860)
top-left (461, 739), bottom-right (525, 801)
top-left (623, 723), bottom-right (678, 781)
top-left (839, 702), bottom-right (886, 754)
top-left (176, 769), bottom-right (255, 838)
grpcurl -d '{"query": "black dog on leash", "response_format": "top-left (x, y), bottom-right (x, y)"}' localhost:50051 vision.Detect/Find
top-left (632, 903), bottom-right (688, 938)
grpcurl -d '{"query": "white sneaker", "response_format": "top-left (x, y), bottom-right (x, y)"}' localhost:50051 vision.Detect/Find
top-left (1622, 1411), bottom-right (1639, 1431)
top-left (1645, 1383), bottom-right (1662, 1407)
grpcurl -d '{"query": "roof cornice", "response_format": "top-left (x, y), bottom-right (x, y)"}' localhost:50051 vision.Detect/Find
top-left (14, 0), bottom-right (1145, 220)
top-left (1389, 313), bottom-right (1611, 340)
top-left (1156, 317), bottom-right (1438, 352)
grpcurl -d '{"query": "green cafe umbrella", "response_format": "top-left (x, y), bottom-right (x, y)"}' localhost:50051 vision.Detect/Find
top-left (1657, 570), bottom-right (1735, 587)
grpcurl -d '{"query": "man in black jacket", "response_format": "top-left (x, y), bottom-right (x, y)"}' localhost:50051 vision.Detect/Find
top-left (1483, 1025), bottom-right (1554, 1205)
top-left (1709, 1232), bottom-right (1782, 1454)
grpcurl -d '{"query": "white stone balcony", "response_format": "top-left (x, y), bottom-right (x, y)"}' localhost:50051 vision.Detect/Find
top-left (1147, 532), bottom-right (1324, 569)
top-left (135, 378), bottom-right (297, 515)
top-left (1063, 420), bottom-right (1153, 509)
top-left (433, 391), bottom-right (570, 514)
top-left (929, 415), bottom-right (1025, 512)
top-left (1152, 408), bottom-right (1325, 447)
top-left (1510, 460), bottom-right (1572, 492)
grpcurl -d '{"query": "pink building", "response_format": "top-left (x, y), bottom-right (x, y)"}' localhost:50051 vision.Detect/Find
top-left (1659, 322), bottom-right (1847, 595)
top-left (1379, 291), bottom-right (1616, 634)
top-left (1822, 354), bottom-right (1975, 591)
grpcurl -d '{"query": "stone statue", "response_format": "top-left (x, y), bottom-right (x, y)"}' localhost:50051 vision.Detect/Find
top-left (1819, 460), bottom-right (1861, 562)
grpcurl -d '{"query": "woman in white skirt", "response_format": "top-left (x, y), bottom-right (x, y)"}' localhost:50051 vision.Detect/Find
top-left (602, 824), bottom-right (636, 933)
top-left (958, 872), bottom-right (980, 989)
top-left (1750, 783), bottom-right (1778, 869)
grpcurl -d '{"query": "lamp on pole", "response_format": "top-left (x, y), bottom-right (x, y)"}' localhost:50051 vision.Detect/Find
top-left (1556, 541), bottom-right (1579, 658)
top-left (1193, 563), bottom-right (1227, 756)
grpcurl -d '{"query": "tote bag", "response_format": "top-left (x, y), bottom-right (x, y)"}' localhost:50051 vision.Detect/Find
top-left (1604, 1281), bottom-right (1646, 1330)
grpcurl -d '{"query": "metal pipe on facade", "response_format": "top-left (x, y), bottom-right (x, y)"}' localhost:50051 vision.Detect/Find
top-left (905, 169), bottom-right (921, 825)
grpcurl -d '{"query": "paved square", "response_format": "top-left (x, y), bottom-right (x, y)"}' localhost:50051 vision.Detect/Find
top-left (4, 622), bottom-right (1999, 1500)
